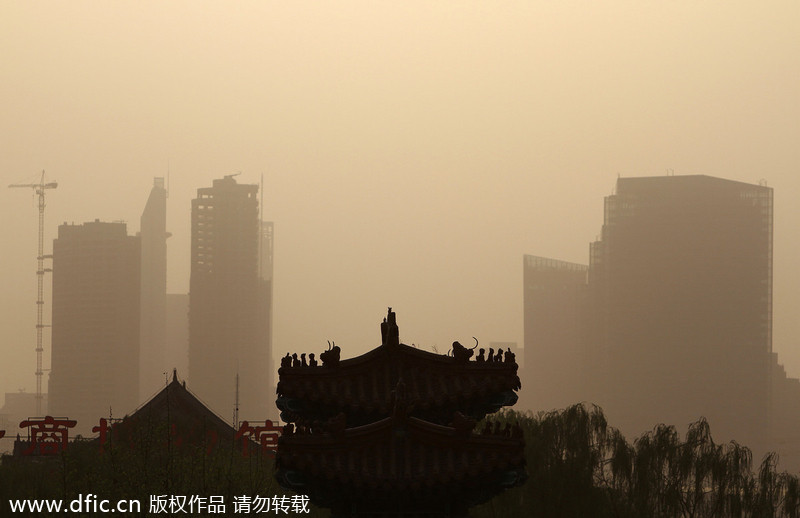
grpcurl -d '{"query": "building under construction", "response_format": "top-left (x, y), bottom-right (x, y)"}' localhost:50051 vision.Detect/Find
top-left (189, 176), bottom-right (273, 422)
top-left (586, 175), bottom-right (773, 450)
top-left (8, 172), bottom-right (58, 416)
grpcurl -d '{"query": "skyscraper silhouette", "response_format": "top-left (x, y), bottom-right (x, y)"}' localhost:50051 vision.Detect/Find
top-left (48, 220), bottom-right (140, 430)
top-left (189, 176), bottom-right (272, 421)
top-left (139, 177), bottom-right (168, 400)
top-left (586, 175), bottom-right (772, 447)
top-left (522, 255), bottom-right (588, 412)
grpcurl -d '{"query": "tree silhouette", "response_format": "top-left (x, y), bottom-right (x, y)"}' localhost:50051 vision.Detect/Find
top-left (5, 404), bottom-right (800, 517)
top-left (474, 404), bottom-right (800, 518)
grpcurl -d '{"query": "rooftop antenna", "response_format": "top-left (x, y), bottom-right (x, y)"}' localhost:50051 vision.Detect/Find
top-left (166, 160), bottom-right (170, 198)
top-left (8, 171), bottom-right (58, 416)
top-left (259, 173), bottom-right (264, 280)
top-left (233, 368), bottom-right (240, 429)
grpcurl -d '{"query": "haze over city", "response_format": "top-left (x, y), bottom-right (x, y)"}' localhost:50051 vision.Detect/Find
top-left (1, 0), bottom-right (798, 427)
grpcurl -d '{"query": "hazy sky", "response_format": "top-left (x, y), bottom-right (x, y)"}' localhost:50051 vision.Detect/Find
top-left (1, 2), bottom-right (798, 408)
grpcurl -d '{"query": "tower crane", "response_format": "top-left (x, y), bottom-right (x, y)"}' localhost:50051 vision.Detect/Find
top-left (9, 171), bottom-right (58, 416)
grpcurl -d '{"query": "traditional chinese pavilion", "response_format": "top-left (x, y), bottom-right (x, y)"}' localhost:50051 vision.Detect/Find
top-left (11, 370), bottom-right (265, 458)
top-left (276, 309), bottom-right (526, 518)
top-left (106, 370), bottom-right (240, 453)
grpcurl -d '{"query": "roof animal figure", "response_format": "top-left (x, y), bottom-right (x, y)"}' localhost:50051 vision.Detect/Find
top-left (321, 340), bottom-right (341, 367)
top-left (452, 337), bottom-right (478, 363)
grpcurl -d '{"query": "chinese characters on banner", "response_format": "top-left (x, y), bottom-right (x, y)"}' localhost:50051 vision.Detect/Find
top-left (18, 416), bottom-right (77, 455)
top-left (92, 417), bottom-right (109, 453)
top-left (235, 420), bottom-right (281, 457)
top-left (16, 416), bottom-right (281, 457)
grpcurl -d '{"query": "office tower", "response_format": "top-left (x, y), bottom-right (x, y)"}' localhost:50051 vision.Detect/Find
top-left (48, 220), bottom-right (140, 430)
top-left (189, 176), bottom-right (272, 421)
top-left (522, 255), bottom-right (588, 412)
top-left (139, 177), bottom-right (168, 400)
top-left (587, 175), bottom-right (772, 447)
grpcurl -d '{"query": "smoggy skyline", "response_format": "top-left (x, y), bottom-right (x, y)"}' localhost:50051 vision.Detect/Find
top-left (1, 2), bottom-right (798, 412)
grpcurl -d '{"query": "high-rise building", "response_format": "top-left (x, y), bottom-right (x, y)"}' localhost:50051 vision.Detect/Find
top-left (189, 176), bottom-right (272, 422)
top-left (586, 175), bottom-right (772, 447)
top-left (139, 177), bottom-right (168, 400)
top-left (48, 220), bottom-right (140, 430)
top-left (522, 255), bottom-right (588, 412)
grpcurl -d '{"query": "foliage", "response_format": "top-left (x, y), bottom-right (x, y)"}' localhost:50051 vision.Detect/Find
top-left (5, 405), bottom-right (800, 517)
top-left (0, 424), bottom-right (330, 517)
top-left (473, 405), bottom-right (800, 518)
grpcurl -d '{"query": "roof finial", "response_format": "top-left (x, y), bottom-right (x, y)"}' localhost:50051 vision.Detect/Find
top-left (172, 368), bottom-right (177, 383)
top-left (383, 307), bottom-right (399, 347)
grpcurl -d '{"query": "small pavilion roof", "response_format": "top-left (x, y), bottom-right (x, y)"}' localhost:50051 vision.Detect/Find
top-left (277, 340), bottom-right (520, 426)
top-left (112, 369), bottom-right (238, 444)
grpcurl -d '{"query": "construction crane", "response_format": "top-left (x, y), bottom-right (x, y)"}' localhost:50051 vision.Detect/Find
top-left (9, 171), bottom-right (58, 416)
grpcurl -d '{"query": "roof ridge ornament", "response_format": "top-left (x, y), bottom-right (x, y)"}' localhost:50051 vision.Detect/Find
top-left (452, 337), bottom-right (479, 362)
top-left (320, 341), bottom-right (340, 367)
top-left (380, 307), bottom-right (399, 346)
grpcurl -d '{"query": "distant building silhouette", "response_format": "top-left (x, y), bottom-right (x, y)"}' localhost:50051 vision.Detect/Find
top-left (521, 255), bottom-right (588, 412)
top-left (0, 391), bottom-right (46, 453)
top-left (139, 177), bottom-right (168, 400)
top-left (586, 175), bottom-right (772, 448)
top-left (188, 176), bottom-right (273, 422)
top-left (48, 220), bottom-right (140, 430)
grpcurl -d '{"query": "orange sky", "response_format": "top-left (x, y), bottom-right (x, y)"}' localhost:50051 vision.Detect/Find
top-left (1, 2), bottom-right (798, 412)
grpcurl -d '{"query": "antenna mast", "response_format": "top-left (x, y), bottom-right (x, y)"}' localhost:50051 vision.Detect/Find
top-left (259, 173), bottom-right (264, 281)
top-left (234, 371), bottom-right (240, 428)
top-left (8, 170), bottom-right (58, 415)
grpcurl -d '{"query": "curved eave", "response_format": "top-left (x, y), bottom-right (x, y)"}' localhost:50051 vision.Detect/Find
top-left (277, 413), bottom-right (525, 459)
top-left (281, 341), bottom-right (515, 373)
top-left (277, 343), bottom-right (520, 414)
top-left (276, 415), bottom-right (526, 496)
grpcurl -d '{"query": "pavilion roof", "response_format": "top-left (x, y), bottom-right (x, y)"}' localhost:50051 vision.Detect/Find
top-left (277, 340), bottom-right (520, 426)
top-left (276, 408), bottom-right (526, 510)
top-left (112, 370), bottom-right (238, 445)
